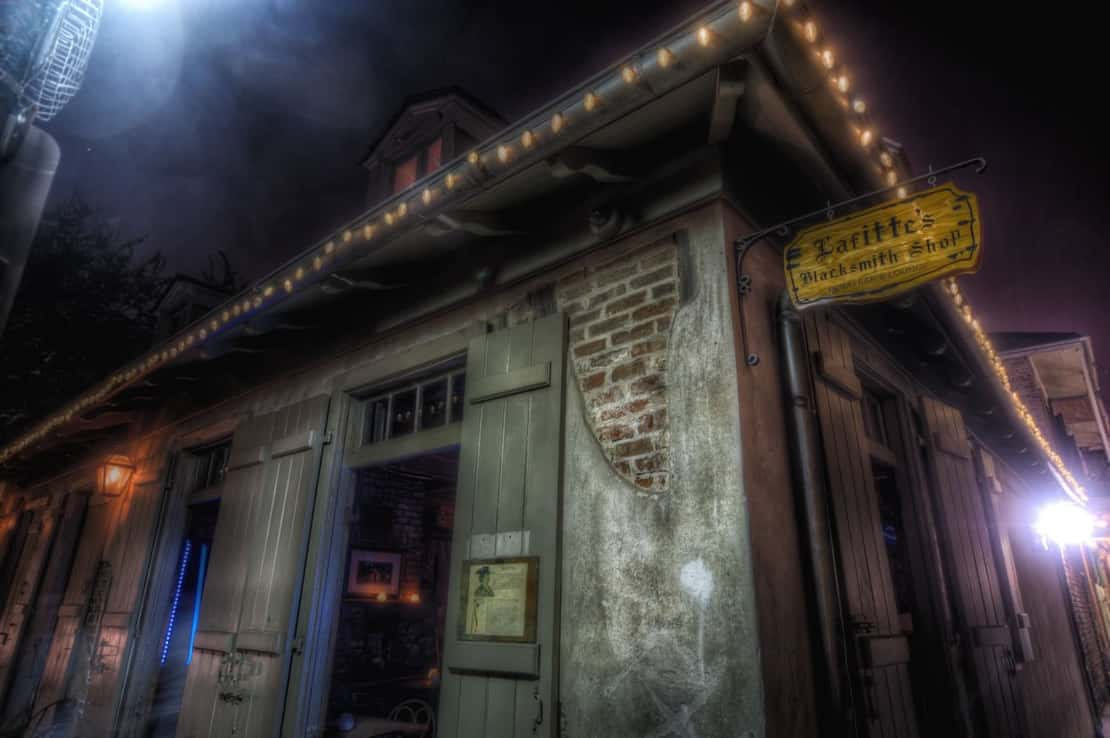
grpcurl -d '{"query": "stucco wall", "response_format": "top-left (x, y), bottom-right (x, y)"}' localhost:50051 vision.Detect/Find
top-left (559, 207), bottom-right (763, 738)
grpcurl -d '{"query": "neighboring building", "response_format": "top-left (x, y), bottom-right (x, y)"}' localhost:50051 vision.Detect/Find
top-left (996, 332), bottom-right (1110, 716)
top-left (0, 2), bottom-right (1099, 737)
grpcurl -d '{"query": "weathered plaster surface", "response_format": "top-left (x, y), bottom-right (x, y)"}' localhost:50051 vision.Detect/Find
top-left (560, 210), bottom-right (763, 738)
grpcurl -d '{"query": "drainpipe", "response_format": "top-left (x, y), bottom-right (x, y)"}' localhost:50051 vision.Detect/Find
top-left (777, 291), bottom-right (851, 733)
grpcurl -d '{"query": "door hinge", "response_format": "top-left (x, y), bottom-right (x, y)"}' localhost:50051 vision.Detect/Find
top-left (291, 636), bottom-right (305, 654)
top-left (322, 431), bottom-right (334, 445)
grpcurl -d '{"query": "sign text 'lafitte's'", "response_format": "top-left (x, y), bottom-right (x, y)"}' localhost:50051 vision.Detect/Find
top-left (784, 184), bottom-right (982, 308)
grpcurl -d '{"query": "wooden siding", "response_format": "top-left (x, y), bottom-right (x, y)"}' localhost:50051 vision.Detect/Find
top-left (438, 313), bottom-right (566, 738)
top-left (994, 465), bottom-right (1096, 738)
top-left (919, 396), bottom-right (1025, 737)
top-left (178, 394), bottom-right (330, 738)
top-left (804, 310), bottom-right (919, 738)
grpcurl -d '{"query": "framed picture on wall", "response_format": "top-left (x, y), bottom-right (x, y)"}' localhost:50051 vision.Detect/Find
top-left (346, 549), bottom-right (402, 599)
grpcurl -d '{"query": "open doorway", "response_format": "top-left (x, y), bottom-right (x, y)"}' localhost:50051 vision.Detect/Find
top-left (144, 499), bottom-right (219, 737)
top-left (323, 449), bottom-right (459, 737)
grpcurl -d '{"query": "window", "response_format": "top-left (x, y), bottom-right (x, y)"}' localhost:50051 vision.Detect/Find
top-left (390, 136), bottom-right (444, 194)
top-left (426, 137), bottom-right (443, 173)
top-left (189, 441), bottom-right (230, 491)
top-left (862, 387), bottom-right (890, 447)
top-left (392, 156), bottom-right (418, 193)
top-left (363, 367), bottom-right (466, 446)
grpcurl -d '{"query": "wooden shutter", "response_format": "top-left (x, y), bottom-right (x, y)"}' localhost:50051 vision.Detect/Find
top-left (0, 499), bottom-right (61, 700)
top-left (438, 313), bottom-right (566, 738)
top-left (919, 395), bottom-right (1025, 737)
top-left (83, 456), bottom-right (175, 733)
top-left (32, 493), bottom-right (122, 728)
top-left (804, 311), bottom-right (920, 738)
top-left (177, 394), bottom-right (330, 738)
top-left (0, 493), bottom-right (86, 723)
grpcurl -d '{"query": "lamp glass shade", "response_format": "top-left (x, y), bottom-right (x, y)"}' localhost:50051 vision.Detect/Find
top-left (98, 454), bottom-right (135, 496)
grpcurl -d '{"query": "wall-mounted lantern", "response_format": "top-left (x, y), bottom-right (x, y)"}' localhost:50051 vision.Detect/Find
top-left (97, 454), bottom-right (135, 496)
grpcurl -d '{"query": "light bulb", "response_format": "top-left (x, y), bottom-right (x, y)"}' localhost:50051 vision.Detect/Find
top-left (739, 1), bottom-right (753, 21)
top-left (521, 130), bottom-right (535, 148)
top-left (804, 21), bottom-right (817, 43)
top-left (584, 91), bottom-right (600, 112)
top-left (657, 47), bottom-right (676, 68)
top-left (621, 65), bottom-right (638, 84)
top-left (497, 144), bottom-right (512, 163)
top-left (697, 26), bottom-right (714, 47)
top-left (551, 112), bottom-right (565, 133)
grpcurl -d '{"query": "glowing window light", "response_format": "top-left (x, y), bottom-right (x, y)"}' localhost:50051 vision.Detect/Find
top-left (186, 543), bottom-right (208, 665)
top-left (739, 1), bottom-right (753, 22)
top-left (821, 49), bottom-right (835, 69)
top-left (1034, 502), bottom-right (1096, 548)
top-left (161, 539), bottom-right (192, 665)
top-left (852, 98), bottom-right (867, 114)
top-left (804, 21), bottom-right (818, 43)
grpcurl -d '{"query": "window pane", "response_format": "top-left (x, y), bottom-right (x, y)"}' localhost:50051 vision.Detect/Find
top-left (391, 389), bottom-right (417, 438)
top-left (366, 397), bottom-right (390, 444)
top-left (209, 445), bottom-right (229, 487)
top-left (420, 379), bottom-right (448, 429)
top-left (426, 137), bottom-right (443, 173)
top-left (449, 373), bottom-right (466, 423)
top-left (392, 156), bottom-right (418, 193)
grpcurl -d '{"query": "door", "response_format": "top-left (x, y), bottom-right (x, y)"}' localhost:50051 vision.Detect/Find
top-left (438, 313), bottom-right (567, 738)
top-left (919, 395), bottom-right (1025, 737)
top-left (177, 394), bottom-right (330, 738)
top-left (804, 311), bottom-right (920, 738)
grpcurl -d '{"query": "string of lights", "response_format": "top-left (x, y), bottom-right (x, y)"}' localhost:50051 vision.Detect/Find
top-left (0, 0), bottom-right (1087, 509)
top-left (944, 277), bottom-right (1087, 501)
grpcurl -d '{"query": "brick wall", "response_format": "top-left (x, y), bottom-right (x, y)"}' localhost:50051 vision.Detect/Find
top-left (354, 467), bottom-right (427, 594)
top-left (554, 236), bottom-right (680, 493)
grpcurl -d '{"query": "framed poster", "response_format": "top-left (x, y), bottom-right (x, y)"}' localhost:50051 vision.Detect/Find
top-left (458, 556), bottom-right (538, 643)
top-left (346, 549), bottom-right (402, 599)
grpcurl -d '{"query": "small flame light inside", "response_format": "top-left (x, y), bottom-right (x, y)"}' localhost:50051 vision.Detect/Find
top-left (98, 454), bottom-right (135, 496)
top-left (1034, 502), bottom-right (1096, 548)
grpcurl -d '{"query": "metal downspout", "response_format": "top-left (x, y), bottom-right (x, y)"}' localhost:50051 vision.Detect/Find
top-left (776, 291), bottom-right (851, 734)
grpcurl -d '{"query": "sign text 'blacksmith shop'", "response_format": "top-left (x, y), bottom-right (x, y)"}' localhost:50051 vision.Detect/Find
top-left (784, 184), bottom-right (982, 308)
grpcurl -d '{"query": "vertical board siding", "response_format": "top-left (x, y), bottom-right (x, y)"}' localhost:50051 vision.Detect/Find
top-left (32, 496), bottom-right (121, 722)
top-left (439, 314), bottom-right (565, 738)
top-left (177, 394), bottom-right (329, 738)
top-left (919, 396), bottom-right (1024, 738)
top-left (804, 311), bottom-right (919, 738)
top-left (0, 505), bottom-right (58, 700)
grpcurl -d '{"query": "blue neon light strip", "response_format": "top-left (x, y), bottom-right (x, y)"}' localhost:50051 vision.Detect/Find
top-left (161, 539), bottom-right (192, 665)
top-left (186, 543), bottom-right (208, 666)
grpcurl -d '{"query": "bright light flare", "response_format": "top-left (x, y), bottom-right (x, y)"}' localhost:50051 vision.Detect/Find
top-left (1034, 502), bottom-right (1096, 547)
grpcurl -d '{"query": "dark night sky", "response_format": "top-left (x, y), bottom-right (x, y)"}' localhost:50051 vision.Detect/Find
top-left (41, 0), bottom-right (1110, 385)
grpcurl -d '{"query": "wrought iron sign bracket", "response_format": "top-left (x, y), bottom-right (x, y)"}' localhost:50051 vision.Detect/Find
top-left (732, 156), bottom-right (988, 369)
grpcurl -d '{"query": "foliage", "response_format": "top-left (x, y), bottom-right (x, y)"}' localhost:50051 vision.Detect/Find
top-left (0, 193), bottom-right (169, 442)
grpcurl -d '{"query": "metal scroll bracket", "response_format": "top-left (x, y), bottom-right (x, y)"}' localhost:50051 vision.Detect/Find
top-left (732, 156), bottom-right (988, 368)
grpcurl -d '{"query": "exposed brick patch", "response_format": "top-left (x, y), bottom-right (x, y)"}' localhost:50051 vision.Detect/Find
top-left (555, 236), bottom-right (680, 493)
top-left (611, 360), bottom-right (645, 382)
top-left (574, 339), bottom-right (607, 357)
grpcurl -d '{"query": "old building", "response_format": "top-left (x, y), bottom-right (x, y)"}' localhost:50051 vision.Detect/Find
top-left (0, 2), bottom-right (1100, 737)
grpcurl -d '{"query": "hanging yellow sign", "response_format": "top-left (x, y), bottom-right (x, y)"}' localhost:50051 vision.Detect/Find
top-left (784, 183), bottom-right (982, 308)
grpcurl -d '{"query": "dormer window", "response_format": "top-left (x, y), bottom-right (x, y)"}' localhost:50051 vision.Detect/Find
top-left (391, 136), bottom-right (443, 194)
top-left (363, 89), bottom-right (505, 206)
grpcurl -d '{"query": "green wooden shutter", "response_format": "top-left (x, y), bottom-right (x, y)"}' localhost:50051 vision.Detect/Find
top-left (177, 394), bottom-right (330, 738)
top-left (438, 313), bottom-right (566, 738)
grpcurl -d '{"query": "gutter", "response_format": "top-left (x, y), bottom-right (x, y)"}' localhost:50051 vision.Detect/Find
top-left (777, 291), bottom-right (851, 733)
